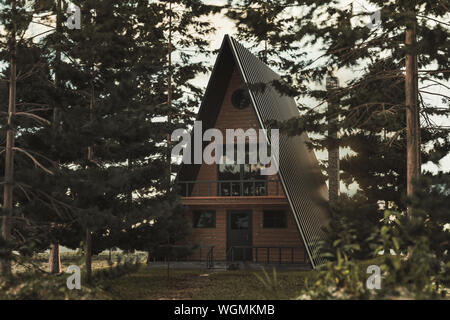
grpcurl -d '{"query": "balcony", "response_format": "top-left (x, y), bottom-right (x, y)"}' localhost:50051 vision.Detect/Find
top-left (177, 179), bottom-right (283, 198)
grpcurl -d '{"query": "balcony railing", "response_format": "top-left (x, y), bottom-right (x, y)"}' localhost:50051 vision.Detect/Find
top-left (178, 179), bottom-right (283, 197)
top-left (227, 246), bottom-right (307, 264)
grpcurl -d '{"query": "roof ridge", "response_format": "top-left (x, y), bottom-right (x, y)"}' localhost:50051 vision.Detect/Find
top-left (227, 35), bottom-right (281, 81)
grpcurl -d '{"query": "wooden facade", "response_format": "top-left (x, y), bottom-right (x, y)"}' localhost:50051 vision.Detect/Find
top-left (176, 36), bottom-right (330, 269)
top-left (181, 68), bottom-right (305, 263)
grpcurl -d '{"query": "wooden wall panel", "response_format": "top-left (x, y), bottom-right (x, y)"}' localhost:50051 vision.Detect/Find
top-left (185, 208), bottom-right (227, 261)
top-left (186, 206), bottom-right (306, 263)
top-left (252, 207), bottom-right (306, 263)
top-left (183, 67), bottom-right (304, 263)
top-left (189, 67), bottom-right (282, 196)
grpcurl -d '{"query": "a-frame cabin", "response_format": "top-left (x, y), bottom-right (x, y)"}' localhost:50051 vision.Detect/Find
top-left (176, 35), bottom-right (330, 269)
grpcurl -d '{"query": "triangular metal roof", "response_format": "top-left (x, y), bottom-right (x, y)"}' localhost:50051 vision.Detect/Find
top-left (177, 35), bottom-right (330, 268)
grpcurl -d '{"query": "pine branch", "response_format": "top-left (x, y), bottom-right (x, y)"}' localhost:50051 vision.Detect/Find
top-left (419, 90), bottom-right (450, 99)
top-left (417, 14), bottom-right (450, 27)
top-left (14, 112), bottom-right (51, 125)
top-left (13, 147), bottom-right (54, 175)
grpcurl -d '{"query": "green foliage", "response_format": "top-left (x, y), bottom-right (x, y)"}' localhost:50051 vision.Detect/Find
top-left (0, 272), bottom-right (101, 300)
top-left (300, 252), bottom-right (375, 300)
top-left (1, 0), bottom-right (216, 272)
top-left (93, 256), bottom-right (141, 287)
top-left (0, 252), bottom-right (141, 300)
top-left (116, 202), bottom-right (193, 261)
top-left (377, 174), bottom-right (450, 297)
top-left (300, 175), bottom-right (449, 299)
top-left (321, 192), bottom-right (382, 261)
top-left (254, 268), bottom-right (281, 299)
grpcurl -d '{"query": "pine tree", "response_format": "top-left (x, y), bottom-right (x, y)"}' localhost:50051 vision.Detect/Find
top-left (53, 0), bottom-right (170, 282)
top-left (6, 0), bottom-right (86, 274)
top-left (48, 0), bottom-right (219, 279)
top-left (157, 0), bottom-right (221, 179)
top-left (0, 0), bottom-right (219, 278)
top-left (0, 0), bottom-right (66, 275)
top-left (109, 0), bottom-right (222, 260)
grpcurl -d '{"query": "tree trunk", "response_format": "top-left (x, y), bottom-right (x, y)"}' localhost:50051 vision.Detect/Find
top-left (48, 242), bottom-right (62, 273)
top-left (85, 80), bottom-right (95, 283)
top-left (127, 156), bottom-right (133, 211)
top-left (166, 1), bottom-right (173, 185)
top-left (47, 0), bottom-right (63, 275)
top-left (1, 0), bottom-right (17, 276)
top-left (85, 229), bottom-right (92, 283)
top-left (326, 75), bottom-right (340, 206)
top-left (405, 17), bottom-right (420, 216)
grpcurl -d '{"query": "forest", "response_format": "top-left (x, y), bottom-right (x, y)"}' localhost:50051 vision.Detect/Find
top-left (0, 0), bottom-right (449, 301)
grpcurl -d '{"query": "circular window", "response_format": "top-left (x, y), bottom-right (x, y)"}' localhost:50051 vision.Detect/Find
top-left (231, 88), bottom-right (250, 110)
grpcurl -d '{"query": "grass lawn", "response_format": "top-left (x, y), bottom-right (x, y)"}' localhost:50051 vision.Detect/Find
top-left (98, 266), bottom-right (317, 300)
top-left (5, 253), bottom-right (317, 299)
top-left (6, 253), bottom-right (389, 300)
top-left (4, 254), bottom-right (446, 300)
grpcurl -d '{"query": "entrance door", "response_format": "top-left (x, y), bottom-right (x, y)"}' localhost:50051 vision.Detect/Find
top-left (227, 210), bottom-right (252, 261)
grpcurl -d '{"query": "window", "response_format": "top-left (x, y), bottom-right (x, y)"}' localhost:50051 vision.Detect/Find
top-left (263, 210), bottom-right (287, 228)
top-left (192, 210), bottom-right (216, 228)
top-left (231, 88), bottom-right (250, 109)
top-left (230, 212), bottom-right (249, 230)
top-left (218, 144), bottom-right (267, 196)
